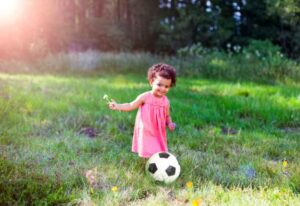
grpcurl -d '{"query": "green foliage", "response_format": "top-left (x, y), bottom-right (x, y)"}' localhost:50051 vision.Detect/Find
top-left (265, 0), bottom-right (300, 25)
top-left (177, 43), bottom-right (210, 57)
top-left (157, 0), bottom-right (235, 52)
top-left (242, 40), bottom-right (298, 80)
top-left (174, 40), bottom-right (300, 83)
top-left (243, 40), bottom-right (282, 58)
top-left (1, 48), bottom-right (300, 84)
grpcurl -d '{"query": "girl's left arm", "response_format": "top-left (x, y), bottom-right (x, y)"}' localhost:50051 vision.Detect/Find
top-left (166, 105), bottom-right (176, 132)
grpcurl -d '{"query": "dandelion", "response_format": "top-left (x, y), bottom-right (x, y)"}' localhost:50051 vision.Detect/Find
top-left (191, 197), bottom-right (202, 206)
top-left (282, 159), bottom-right (289, 176)
top-left (103, 94), bottom-right (112, 103)
top-left (186, 181), bottom-right (193, 189)
top-left (282, 160), bottom-right (288, 168)
top-left (103, 94), bottom-right (108, 100)
top-left (111, 186), bottom-right (118, 192)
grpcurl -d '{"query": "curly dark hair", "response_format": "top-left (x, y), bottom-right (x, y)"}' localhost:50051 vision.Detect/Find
top-left (147, 63), bottom-right (176, 87)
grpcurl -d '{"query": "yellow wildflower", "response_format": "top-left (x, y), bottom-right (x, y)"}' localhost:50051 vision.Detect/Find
top-left (282, 160), bottom-right (288, 168)
top-left (111, 186), bottom-right (118, 192)
top-left (191, 198), bottom-right (202, 206)
top-left (186, 181), bottom-right (193, 189)
top-left (41, 120), bottom-right (50, 126)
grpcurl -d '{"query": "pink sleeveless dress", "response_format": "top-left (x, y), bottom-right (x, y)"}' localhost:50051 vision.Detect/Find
top-left (132, 92), bottom-right (169, 158)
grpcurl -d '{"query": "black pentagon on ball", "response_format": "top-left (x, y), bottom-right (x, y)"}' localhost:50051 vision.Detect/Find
top-left (148, 163), bottom-right (158, 174)
top-left (165, 165), bottom-right (176, 176)
top-left (159, 152), bottom-right (170, 158)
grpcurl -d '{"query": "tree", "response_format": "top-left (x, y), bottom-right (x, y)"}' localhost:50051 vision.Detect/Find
top-left (156, 0), bottom-right (235, 52)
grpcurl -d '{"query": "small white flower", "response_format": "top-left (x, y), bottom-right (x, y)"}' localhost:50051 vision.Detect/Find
top-left (255, 50), bottom-right (261, 57)
top-left (233, 45), bottom-right (241, 53)
top-left (103, 94), bottom-right (111, 103)
top-left (103, 94), bottom-right (108, 100)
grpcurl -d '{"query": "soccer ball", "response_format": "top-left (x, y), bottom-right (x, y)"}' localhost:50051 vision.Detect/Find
top-left (145, 152), bottom-right (181, 184)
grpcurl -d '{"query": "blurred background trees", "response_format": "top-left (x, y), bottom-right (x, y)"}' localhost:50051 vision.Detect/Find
top-left (0, 0), bottom-right (299, 59)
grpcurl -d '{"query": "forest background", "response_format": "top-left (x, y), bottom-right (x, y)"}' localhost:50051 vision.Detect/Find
top-left (1, 0), bottom-right (300, 59)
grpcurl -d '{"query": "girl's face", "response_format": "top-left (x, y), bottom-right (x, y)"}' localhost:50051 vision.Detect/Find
top-left (150, 75), bottom-right (172, 97)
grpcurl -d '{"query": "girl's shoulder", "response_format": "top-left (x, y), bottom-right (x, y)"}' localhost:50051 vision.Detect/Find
top-left (138, 91), bottom-right (151, 99)
top-left (136, 91), bottom-right (150, 103)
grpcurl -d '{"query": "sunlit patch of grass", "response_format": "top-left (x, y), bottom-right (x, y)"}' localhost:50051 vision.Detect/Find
top-left (174, 79), bottom-right (300, 129)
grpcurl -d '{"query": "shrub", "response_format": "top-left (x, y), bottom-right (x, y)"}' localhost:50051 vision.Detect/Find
top-left (176, 43), bottom-right (210, 57)
top-left (242, 40), bottom-right (300, 81)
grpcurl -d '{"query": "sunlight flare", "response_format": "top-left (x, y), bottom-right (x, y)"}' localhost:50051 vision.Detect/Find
top-left (0, 0), bottom-right (22, 21)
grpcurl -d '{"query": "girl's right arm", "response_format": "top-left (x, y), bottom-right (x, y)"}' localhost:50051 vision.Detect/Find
top-left (108, 92), bottom-right (147, 112)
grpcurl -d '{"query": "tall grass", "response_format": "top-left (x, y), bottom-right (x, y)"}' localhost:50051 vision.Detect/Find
top-left (0, 51), bottom-right (160, 75)
top-left (1, 45), bottom-right (299, 84)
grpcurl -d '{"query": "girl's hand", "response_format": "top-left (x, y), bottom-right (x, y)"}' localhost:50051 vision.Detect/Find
top-left (168, 122), bottom-right (176, 132)
top-left (108, 99), bottom-right (119, 110)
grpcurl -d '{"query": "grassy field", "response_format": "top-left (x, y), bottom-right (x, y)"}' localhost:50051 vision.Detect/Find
top-left (0, 72), bottom-right (300, 205)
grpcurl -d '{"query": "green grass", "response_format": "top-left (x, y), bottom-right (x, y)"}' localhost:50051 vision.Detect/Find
top-left (0, 73), bottom-right (300, 205)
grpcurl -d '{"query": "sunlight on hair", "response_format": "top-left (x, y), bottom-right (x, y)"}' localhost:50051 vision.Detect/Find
top-left (0, 0), bottom-right (22, 21)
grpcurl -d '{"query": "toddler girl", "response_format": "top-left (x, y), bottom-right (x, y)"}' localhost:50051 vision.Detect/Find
top-left (108, 63), bottom-right (177, 158)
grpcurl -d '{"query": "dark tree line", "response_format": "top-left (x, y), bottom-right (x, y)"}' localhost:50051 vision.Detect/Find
top-left (0, 0), bottom-right (299, 58)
